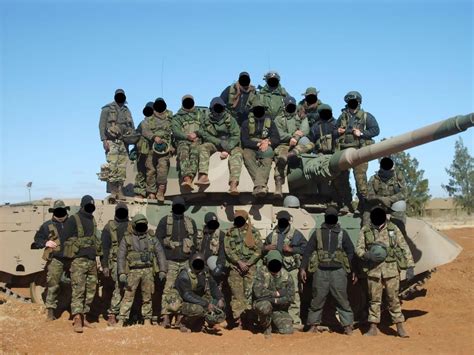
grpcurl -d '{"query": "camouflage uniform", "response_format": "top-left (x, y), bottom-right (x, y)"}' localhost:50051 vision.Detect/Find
top-left (133, 121), bottom-right (147, 197)
top-left (99, 99), bottom-right (135, 185)
top-left (355, 222), bottom-right (414, 324)
top-left (220, 75), bottom-right (257, 125)
top-left (70, 257), bottom-right (98, 315)
top-left (257, 84), bottom-right (289, 120)
top-left (198, 103), bottom-right (243, 185)
top-left (297, 87), bottom-right (323, 127)
top-left (171, 102), bottom-right (204, 180)
top-left (224, 222), bottom-right (263, 319)
top-left (253, 252), bottom-right (295, 334)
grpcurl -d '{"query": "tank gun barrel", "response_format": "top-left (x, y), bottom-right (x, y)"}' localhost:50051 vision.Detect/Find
top-left (329, 113), bottom-right (473, 174)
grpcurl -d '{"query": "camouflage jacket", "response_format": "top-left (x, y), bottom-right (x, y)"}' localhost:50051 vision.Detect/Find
top-left (275, 111), bottom-right (310, 144)
top-left (264, 226), bottom-right (307, 271)
top-left (198, 111), bottom-right (241, 152)
top-left (253, 267), bottom-right (295, 306)
top-left (297, 99), bottom-right (323, 127)
top-left (368, 170), bottom-right (406, 208)
top-left (356, 222), bottom-right (414, 278)
top-left (138, 110), bottom-right (173, 154)
top-left (221, 83), bottom-right (257, 125)
top-left (224, 226), bottom-right (263, 266)
top-left (171, 108), bottom-right (205, 142)
top-left (99, 101), bottom-right (135, 141)
top-left (336, 108), bottom-right (379, 149)
top-left (258, 85), bottom-right (289, 120)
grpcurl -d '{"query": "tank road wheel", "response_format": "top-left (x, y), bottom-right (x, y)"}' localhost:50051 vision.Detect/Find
top-left (29, 281), bottom-right (46, 304)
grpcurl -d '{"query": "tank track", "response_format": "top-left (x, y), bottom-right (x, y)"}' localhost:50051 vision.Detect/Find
top-left (0, 283), bottom-right (32, 303)
top-left (399, 269), bottom-right (435, 300)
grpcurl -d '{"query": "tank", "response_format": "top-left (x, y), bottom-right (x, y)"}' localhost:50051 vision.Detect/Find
top-left (0, 113), bottom-right (472, 305)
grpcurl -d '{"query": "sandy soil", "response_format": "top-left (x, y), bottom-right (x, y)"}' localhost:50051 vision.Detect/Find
top-left (1, 228), bottom-right (473, 354)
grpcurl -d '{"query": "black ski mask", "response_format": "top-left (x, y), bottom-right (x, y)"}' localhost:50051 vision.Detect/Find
top-left (191, 258), bottom-right (205, 272)
top-left (253, 106), bottom-right (265, 118)
top-left (305, 94), bottom-right (318, 105)
top-left (114, 93), bottom-right (126, 104)
top-left (154, 100), bottom-right (167, 113)
top-left (239, 75), bottom-right (250, 87)
top-left (53, 208), bottom-right (67, 218)
top-left (319, 109), bottom-right (332, 121)
top-left (347, 99), bottom-right (359, 110)
top-left (370, 208), bottom-right (387, 226)
top-left (182, 98), bottom-right (195, 110)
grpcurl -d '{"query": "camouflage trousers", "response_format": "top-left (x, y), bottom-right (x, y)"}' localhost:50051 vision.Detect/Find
top-left (307, 267), bottom-right (353, 326)
top-left (119, 267), bottom-right (155, 320)
top-left (253, 300), bottom-right (293, 334)
top-left (332, 170), bottom-right (353, 207)
top-left (228, 265), bottom-right (256, 319)
top-left (288, 268), bottom-right (301, 324)
top-left (45, 258), bottom-right (70, 309)
top-left (145, 153), bottom-right (170, 194)
top-left (368, 275), bottom-right (404, 324)
top-left (177, 140), bottom-right (200, 179)
top-left (198, 143), bottom-right (243, 183)
top-left (70, 257), bottom-right (98, 315)
top-left (107, 261), bottom-right (124, 316)
top-left (242, 149), bottom-right (273, 188)
top-left (106, 140), bottom-right (128, 184)
top-left (274, 141), bottom-right (313, 182)
top-left (133, 153), bottom-right (147, 196)
top-left (351, 162), bottom-right (369, 197)
top-left (161, 260), bottom-right (189, 315)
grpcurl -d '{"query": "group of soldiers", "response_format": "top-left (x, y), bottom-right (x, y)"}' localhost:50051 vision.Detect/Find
top-left (99, 71), bottom-right (380, 209)
top-left (33, 185), bottom-right (414, 338)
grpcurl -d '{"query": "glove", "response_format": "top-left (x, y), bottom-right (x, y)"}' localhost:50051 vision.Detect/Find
top-left (406, 267), bottom-right (415, 281)
top-left (102, 267), bottom-right (110, 278)
top-left (119, 274), bottom-right (127, 285)
top-left (158, 271), bottom-right (166, 282)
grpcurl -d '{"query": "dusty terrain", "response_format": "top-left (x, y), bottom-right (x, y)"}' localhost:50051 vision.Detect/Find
top-left (1, 228), bottom-right (473, 354)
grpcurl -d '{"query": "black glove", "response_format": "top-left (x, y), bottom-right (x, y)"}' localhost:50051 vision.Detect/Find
top-left (406, 267), bottom-right (415, 281)
top-left (158, 272), bottom-right (166, 282)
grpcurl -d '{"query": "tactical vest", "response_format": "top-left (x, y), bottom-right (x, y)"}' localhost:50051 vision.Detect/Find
top-left (196, 227), bottom-right (221, 256)
top-left (104, 103), bottom-right (133, 140)
top-left (362, 222), bottom-right (408, 269)
top-left (107, 220), bottom-right (128, 265)
top-left (228, 83), bottom-right (256, 110)
top-left (297, 100), bottom-right (321, 125)
top-left (282, 114), bottom-right (305, 138)
top-left (137, 111), bottom-right (172, 154)
top-left (63, 214), bottom-right (98, 258)
top-left (227, 226), bottom-right (260, 261)
top-left (185, 267), bottom-right (210, 294)
top-left (270, 227), bottom-right (301, 271)
top-left (260, 87), bottom-right (288, 118)
top-left (248, 116), bottom-right (272, 139)
top-left (163, 215), bottom-right (195, 254)
top-left (372, 171), bottom-right (404, 197)
top-left (205, 114), bottom-right (232, 138)
top-left (314, 123), bottom-right (334, 154)
top-left (42, 222), bottom-right (61, 261)
top-left (337, 109), bottom-right (374, 149)
top-left (180, 109), bottom-right (202, 135)
top-left (123, 229), bottom-right (158, 271)
top-left (308, 228), bottom-right (350, 273)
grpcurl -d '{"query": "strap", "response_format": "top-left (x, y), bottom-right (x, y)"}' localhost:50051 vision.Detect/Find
top-left (184, 216), bottom-right (195, 236)
top-left (73, 214), bottom-right (84, 238)
top-left (337, 231), bottom-right (343, 250)
top-left (166, 215), bottom-right (173, 238)
top-left (109, 220), bottom-right (118, 244)
top-left (316, 228), bottom-right (323, 251)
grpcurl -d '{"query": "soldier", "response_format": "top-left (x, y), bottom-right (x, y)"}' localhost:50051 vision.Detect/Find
top-left (141, 97), bottom-right (173, 201)
top-left (172, 95), bottom-right (204, 191)
top-left (257, 71), bottom-right (289, 120)
top-left (263, 210), bottom-right (307, 326)
top-left (241, 98), bottom-right (280, 197)
top-left (62, 195), bottom-right (100, 333)
top-left (100, 203), bottom-right (130, 326)
top-left (336, 91), bottom-right (380, 211)
top-left (195, 212), bottom-right (226, 276)
top-left (365, 157), bottom-right (407, 228)
top-left (224, 210), bottom-right (263, 328)
top-left (99, 89), bottom-right (136, 200)
top-left (309, 104), bottom-right (353, 212)
top-left (156, 197), bottom-right (198, 327)
top-left (32, 200), bottom-right (70, 321)
top-left (356, 207), bottom-right (415, 338)
top-left (175, 253), bottom-right (226, 333)
top-left (133, 102), bottom-right (154, 199)
top-left (274, 96), bottom-right (312, 198)
top-left (196, 97), bottom-right (243, 195)
top-left (297, 87), bottom-right (323, 127)
top-left (220, 71), bottom-right (257, 125)
top-left (117, 214), bottom-right (167, 325)
top-left (300, 207), bottom-right (356, 335)
top-left (253, 250), bottom-right (295, 338)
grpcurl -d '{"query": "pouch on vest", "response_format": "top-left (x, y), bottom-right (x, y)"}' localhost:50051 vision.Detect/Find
top-left (183, 238), bottom-right (193, 254)
top-left (63, 237), bottom-right (79, 259)
top-left (308, 251), bottom-right (319, 273)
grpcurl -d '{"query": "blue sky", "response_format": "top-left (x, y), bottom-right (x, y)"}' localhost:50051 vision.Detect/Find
top-left (0, 0), bottom-right (472, 202)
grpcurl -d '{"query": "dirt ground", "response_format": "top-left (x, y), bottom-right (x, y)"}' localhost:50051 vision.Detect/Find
top-left (1, 228), bottom-right (473, 354)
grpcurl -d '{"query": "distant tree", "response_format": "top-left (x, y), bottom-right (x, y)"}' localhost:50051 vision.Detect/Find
top-left (442, 137), bottom-right (474, 214)
top-left (392, 151), bottom-right (431, 216)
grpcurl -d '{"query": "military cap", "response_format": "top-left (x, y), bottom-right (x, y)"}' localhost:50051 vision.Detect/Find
top-left (155, 97), bottom-right (165, 103)
top-left (48, 200), bottom-right (70, 213)
top-left (132, 213), bottom-right (148, 225)
top-left (209, 97), bottom-right (226, 110)
top-left (283, 195), bottom-right (300, 208)
top-left (302, 87), bottom-right (319, 96)
top-left (276, 210), bottom-right (292, 221)
top-left (115, 88), bottom-right (125, 95)
top-left (325, 206), bottom-right (338, 217)
top-left (239, 71), bottom-right (250, 78)
top-left (182, 94), bottom-right (194, 102)
top-left (264, 71), bottom-right (280, 80)
top-left (317, 103), bottom-right (333, 113)
top-left (284, 96), bottom-right (296, 107)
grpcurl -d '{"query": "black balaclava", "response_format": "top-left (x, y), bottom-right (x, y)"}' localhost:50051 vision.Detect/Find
top-left (115, 202), bottom-right (129, 221)
top-left (210, 97), bottom-right (226, 120)
top-left (205, 212), bottom-right (220, 231)
top-left (370, 207), bottom-right (387, 227)
top-left (347, 99), bottom-right (359, 110)
top-left (80, 195), bottom-right (95, 214)
top-left (154, 98), bottom-right (167, 113)
top-left (135, 221), bottom-right (148, 234)
top-left (278, 218), bottom-right (290, 229)
top-left (143, 101), bottom-right (154, 117)
top-left (305, 94), bottom-right (318, 105)
top-left (285, 103), bottom-right (296, 114)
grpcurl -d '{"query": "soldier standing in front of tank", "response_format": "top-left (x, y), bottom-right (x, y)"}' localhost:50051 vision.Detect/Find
top-left (195, 97), bottom-right (243, 195)
top-left (299, 207), bottom-right (356, 335)
top-left (224, 210), bottom-right (263, 329)
top-left (99, 89), bottom-right (135, 201)
top-left (172, 95), bottom-right (203, 192)
top-left (263, 210), bottom-right (307, 326)
top-left (32, 200), bottom-right (70, 321)
top-left (356, 207), bottom-right (415, 338)
top-left (241, 98), bottom-right (281, 197)
top-left (156, 197), bottom-right (198, 328)
top-left (336, 91), bottom-right (380, 212)
top-left (220, 72), bottom-right (257, 126)
top-left (309, 104), bottom-right (354, 212)
top-left (100, 203), bottom-right (130, 326)
top-left (63, 195), bottom-right (100, 333)
top-left (297, 87), bottom-right (323, 127)
top-left (142, 97), bottom-right (173, 202)
top-left (274, 96), bottom-right (312, 198)
top-left (258, 71), bottom-right (289, 120)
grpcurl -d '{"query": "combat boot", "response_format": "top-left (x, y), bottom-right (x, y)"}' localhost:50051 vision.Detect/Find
top-left (344, 325), bottom-right (353, 335)
top-left (175, 314), bottom-right (183, 328)
top-left (365, 323), bottom-right (378, 336)
top-left (73, 314), bottom-right (83, 333)
top-left (107, 314), bottom-right (117, 326)
top-left (196, 173), bottom-right (210, 186)
top-left (161, 314), bottom-right (171, 328)
top-left (181, 176), bottom-right (194, 191)
top-left (156, 185), bottom-right (166, 202)
top-left (396, 322), bottom-right (409, 338)
top-left (46, 308), bottom-right (55, 321)
top-left (264, 325), bottom-right (272, 339)
top-left (274, 178), bottom-right (283, 198)
top-left (228, 181), bottom-right (239, 195)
